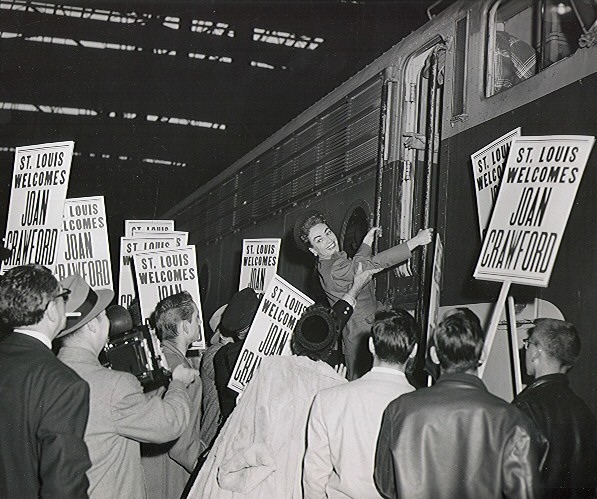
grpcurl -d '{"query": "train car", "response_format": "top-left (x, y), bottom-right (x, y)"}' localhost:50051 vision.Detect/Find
top-left (164, 0), bottom-right (597, 411)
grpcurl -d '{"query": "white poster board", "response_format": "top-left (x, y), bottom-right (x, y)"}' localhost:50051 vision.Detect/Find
top-left (228, 274), bottom-right (314, 394)
top-left (133, 245), bottom-right (205, 349)
top-left (238, 238), bottom-right (281, 296)
top-left (426, 234), bottom-right (443, 343)
top-left (54, 196), bottom-right (113, 290)
top-left (2, 141), bottom-right (74, 273)
top-left (471, 128), bottom-right (521, 238)
top-left (474, 135), bottom-right (594, 287)
top-left (133, 230), bottom-right (188, 247)
top-left (124, 219), bottom-right (174, 237)
top-left (118, 234), bottom-right (178, 309)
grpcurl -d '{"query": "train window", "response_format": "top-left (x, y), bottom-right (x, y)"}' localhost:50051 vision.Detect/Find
top-left (487, 0), bottom-right (597, 97)
top-left (452, 16), bottom-right (468, 116)
top-left (341, 205), bottom-right (370, 259)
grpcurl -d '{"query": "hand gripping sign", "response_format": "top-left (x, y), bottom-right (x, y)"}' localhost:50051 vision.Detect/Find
top-left (228, 274), bottom-right (314, 394)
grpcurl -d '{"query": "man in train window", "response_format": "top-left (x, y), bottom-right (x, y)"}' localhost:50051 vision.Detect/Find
top-left (293, 209), bottom-right (432, 380)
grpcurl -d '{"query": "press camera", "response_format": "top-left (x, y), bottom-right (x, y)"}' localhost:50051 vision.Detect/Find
top-left (102, 304), bottom-right (170, 391)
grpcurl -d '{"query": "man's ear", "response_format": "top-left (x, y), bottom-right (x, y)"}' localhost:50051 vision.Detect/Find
top-left (45, 299), bottom-right (59, 322)
top-left (179, 320), bottom-right (189, 337)
top-left (368, 336), bottom-right (375, 355)
top-left (409, 343), bottom-right (418, 359)
top-left (430, 345), bottom-right (439, 365)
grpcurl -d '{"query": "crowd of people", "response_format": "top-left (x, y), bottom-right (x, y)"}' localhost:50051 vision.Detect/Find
top-left (0, 210), bottom-right (596, 499)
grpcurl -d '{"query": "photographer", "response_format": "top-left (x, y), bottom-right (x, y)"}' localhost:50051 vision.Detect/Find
top-left (57, 274), bottom-right (198, 499)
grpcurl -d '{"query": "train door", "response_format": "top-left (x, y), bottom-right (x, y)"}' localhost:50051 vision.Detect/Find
top-left (378, 41), bottom-right (445, 383)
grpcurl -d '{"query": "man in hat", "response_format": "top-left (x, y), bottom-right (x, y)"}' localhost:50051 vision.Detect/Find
top-left (0, 264), bottom-right (91, 498)
top-left (187, 265), bottom-right (380, 498)
top-left (514, 318), bottom-right (597, 496)
top-left (142, 291), bottom-right (205, 499)
top-left (293, 209), bottom-right (433, 379)
top-left (374, 308), bottom-right (547, 499)
top-left (57, 274), bottom-right (198, 499)
top-left (303, 308), bottom-right (420, 499)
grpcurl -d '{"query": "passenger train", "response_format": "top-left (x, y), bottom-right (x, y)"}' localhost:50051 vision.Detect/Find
top-left (164, 0), bottom-right (597, 412)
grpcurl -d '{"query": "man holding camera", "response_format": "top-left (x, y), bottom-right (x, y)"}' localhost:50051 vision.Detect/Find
top-left (143, 291), bottom-right (205, 499)
top-left (57, 274), bottom-right (198, 499)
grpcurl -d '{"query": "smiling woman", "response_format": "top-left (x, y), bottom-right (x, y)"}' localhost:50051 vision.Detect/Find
top-left (293, 209), bottom-right (433, 380)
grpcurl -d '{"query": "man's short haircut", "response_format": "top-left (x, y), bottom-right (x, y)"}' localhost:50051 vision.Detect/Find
top-left (0, 264), bottom-right (59, 329)
top-left (434, 307), bottom-right (484, 373)
top-left (299, 212), bottom-right (328, 248)
top-left (154, 291), bottom-right (196, 342)
top-left (532, 318), bottom-right (580, 368)
top-left (372, 309), bottom-right (419, 365)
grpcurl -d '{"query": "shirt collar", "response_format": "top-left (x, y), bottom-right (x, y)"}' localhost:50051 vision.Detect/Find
top-left (371, 366), bottom-right (406, 377)
top-left (13, 329), bottom-right (52, 349)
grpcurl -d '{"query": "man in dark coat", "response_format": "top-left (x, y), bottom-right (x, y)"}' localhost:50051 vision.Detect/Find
top-left (514, 318), bottom-right (597, 498)
top-left (375, 307), bottom-right (547, 499)
top-left (0, 264), bottom-right (91, 498)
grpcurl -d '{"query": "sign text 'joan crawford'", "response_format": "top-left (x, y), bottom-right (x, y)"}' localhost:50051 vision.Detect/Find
top-left (474, 135), bottom-right (594, 287)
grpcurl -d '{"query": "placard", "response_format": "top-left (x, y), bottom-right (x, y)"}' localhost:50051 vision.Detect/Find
top-left (2, 141), bottom-right (74, 273)
top-left (471, 128), bottom-right (521, 238)
top-left (133, 245), bottom-right (205, 349)
top-left (54, 196), bottom-right (113, 290)
top-left (426, 234), bottom-right (443, 343)
top-left (228, 274), bottom-right (314, 394)
top-left (238, 238), bottom-right (281, 296)
top-left (133, 230), bottom-right (188, 247)
top-left (118, 234), bottom-right (178, 309)
top-left (474, 135), bottom-right (594, 286)
top-left (124, 219), bottom-right (174, 237)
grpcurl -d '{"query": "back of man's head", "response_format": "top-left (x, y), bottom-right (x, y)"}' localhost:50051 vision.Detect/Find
top-left (372, 309), bottom-right (419, 365)
top-left (435, 308), bottom-right (484, 373)
top-left (532, 318), bottom-right (580, 370)
top-left (0, 264), bottom-right (58, 329)
top-left (155, 291), bottom-right (196, 341)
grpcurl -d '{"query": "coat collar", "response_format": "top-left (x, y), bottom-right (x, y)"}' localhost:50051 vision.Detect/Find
top-left (436, 371), bottom-right (486, 390)
top-left (58, 345), bottom-right (101, 366)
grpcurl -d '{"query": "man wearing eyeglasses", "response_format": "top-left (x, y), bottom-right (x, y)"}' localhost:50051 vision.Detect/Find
top-left (0, 264), bottom-right (91, 498)
top-left (515, 319), bottom-right (597, 497)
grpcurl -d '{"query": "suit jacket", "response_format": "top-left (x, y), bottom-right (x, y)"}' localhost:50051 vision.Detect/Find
top-left (513, 373), bottom-right (597, 497)
top-left (0, 332), bottom-right (91, 499)
top-left (375, 372), bottom-right (547, 499)
top-left (214, 341), bottom-right (244, 424)
top-left (304, 368), bottom-right (414, 498)
top-left (199, 340), bottom-right (226, 449)
top-left (58, 346), bottom-right (191, 499)
top-left (142, 341), bottom-right (204, 499)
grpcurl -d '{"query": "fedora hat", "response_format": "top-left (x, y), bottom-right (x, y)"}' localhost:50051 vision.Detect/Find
top-left (208, 303), bottom-right (228, 345)
top-left (58, 274), bottom-right (114, 338)
top-left (220, 288), bottom-right (258, 339)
